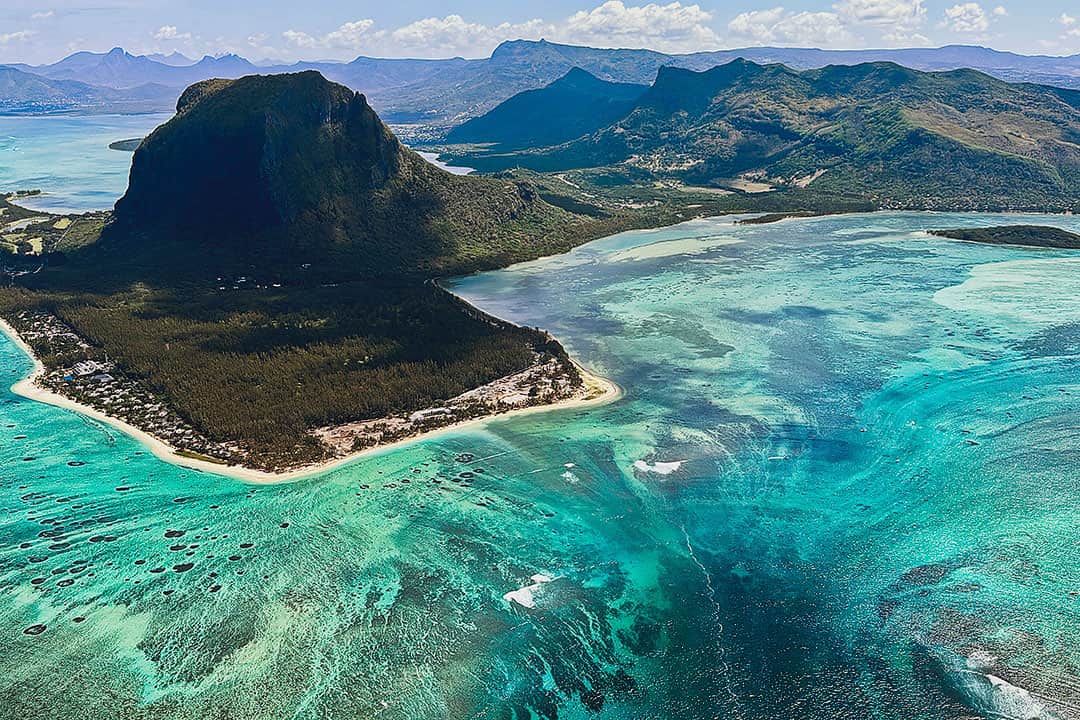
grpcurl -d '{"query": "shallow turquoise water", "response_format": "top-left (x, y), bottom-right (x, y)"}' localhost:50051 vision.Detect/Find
top-left (0, 114), bottom-right (171, 212)
top-left (2, 199), bottom-right (1080, 716)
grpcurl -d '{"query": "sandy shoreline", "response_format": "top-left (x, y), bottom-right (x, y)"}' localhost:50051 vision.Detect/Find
top-left (0, 317), bottom-right (621, 485)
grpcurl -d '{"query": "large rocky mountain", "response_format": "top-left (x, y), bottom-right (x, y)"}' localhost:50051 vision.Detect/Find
top-left (105, 71), bottom-right (574, 278)
top-left (446, 67), bottom-right (647, 149)
top-left (5, 40), bottom-right (1080, 121)
top-left (452, 60), bottom-right (1080, 211)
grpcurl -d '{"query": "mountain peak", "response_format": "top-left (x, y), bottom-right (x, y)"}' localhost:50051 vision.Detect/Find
top-left (106, 71), bottom-right (557, 279)
top-left (113, 72), bottom-right (407, 249)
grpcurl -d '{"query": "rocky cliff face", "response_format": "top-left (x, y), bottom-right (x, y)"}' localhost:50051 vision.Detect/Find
top-left (107, 71), bottom-right (561, 278)
top-left (115, 72), bottom-right (414, 240)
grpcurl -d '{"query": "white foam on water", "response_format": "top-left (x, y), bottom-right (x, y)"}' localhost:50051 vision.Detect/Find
top-left (940, 649), bottom-right (1063, 720)
top-left (633, 460), bottom-right (684, 475)
top-left (503, 574), bottom-right (555, 609)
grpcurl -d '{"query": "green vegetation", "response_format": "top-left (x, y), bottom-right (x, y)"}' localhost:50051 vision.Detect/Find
top-left (929, 225), bottom-right (1080, 248)
top-left (446, 68), bottom-right (646, 150)
top-left (443, 60), bottom-right (1080, 212)
top-left (13, 72), bottom-right (850, 470)
top-left (0, 278), bottom-right (556, 468)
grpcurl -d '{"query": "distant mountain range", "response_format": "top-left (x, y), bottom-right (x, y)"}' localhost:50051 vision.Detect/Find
top-left (3, 40), bottom-right (1080, 123)
top-left (446, 59), bottom-right (1080, 211)
top-left (0, 66), bottom-right (178, 114)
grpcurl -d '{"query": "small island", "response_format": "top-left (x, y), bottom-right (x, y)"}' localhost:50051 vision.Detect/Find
top-left (930, 225), bottom-right (1080, 249)
top-left (108, 138), bottom-right (143, 152)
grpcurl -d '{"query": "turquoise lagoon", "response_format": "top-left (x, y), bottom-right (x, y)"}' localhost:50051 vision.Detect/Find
top-left (2, 118), bottom-right (1080, 719)
top-left (0, 114), bottom-right (170, 213)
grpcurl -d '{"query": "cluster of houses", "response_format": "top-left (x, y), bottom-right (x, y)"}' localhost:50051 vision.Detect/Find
top-left (12, 310), bottom-right (237, 463)
top-left (317, 354), bottom-right (584, 457)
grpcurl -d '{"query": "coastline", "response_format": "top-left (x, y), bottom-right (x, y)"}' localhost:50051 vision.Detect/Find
top-left (2, 209), bottom-right (1072, 486)
top-left (0, 316), bottom-right (620, 485)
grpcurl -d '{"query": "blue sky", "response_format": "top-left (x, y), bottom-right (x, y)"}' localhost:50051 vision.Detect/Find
top-left (2, 0), bottom-right (1078, 64)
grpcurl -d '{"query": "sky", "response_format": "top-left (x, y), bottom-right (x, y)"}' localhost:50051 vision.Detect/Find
top-left (2, 0), bottom-right (1079, 65)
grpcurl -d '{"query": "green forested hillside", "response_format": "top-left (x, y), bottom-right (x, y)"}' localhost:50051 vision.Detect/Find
top-left (450, 60), bottom-right (1080, 210)
top-left (446, 68), bottom-right (647, 150)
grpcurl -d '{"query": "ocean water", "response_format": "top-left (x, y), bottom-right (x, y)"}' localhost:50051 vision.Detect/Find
top-left (0, 114), bottom-right (171, 212)
top-left (2, 120), bottom-right (1080, 717)
top-left (2, 211), bottom-right (1079, 718)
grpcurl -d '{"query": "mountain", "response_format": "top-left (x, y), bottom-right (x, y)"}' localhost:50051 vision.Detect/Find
top-left (446, 68), bottom-right (647, 149)
top-left (405, 40), bottom-right (1080, 121)
top-left (7, 40), bottom-right (1080, 123)
top-left (676, 44), bottom-right (1080, 87)
top-left (30, 47), bottom-right (182, 88)
top-left (0, 65), bottom-right (178, 114)
top-left (14, 47), bottom-right (258, 89)
top-left (461, 60), bottom-right (1080, 211)
top-left (105, 71), bottom-right (578, 278)
top-left (2, 70), bottom-right (633, 469)
top-left (145, 51), bottom-right (195, 67)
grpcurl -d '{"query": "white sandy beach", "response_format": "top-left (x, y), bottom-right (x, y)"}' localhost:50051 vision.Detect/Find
top-left (0, 317), bottom-right (621, 485)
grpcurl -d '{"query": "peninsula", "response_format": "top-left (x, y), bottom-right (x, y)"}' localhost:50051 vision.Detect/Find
top-left (0, 73), bottom-right (640, 476)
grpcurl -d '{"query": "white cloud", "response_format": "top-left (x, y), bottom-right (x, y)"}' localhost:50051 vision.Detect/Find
top-left (992, 6), bottom-right (1007, 17)
top-left (324, 19), bottom-right (377, 48)
top-left (1062, 13), bottom-right (1080, 40)
top-left (560, 1), bottom-right (720, 51)
top-left (728, 7), bottom-right (853, 46)
top-left (282, 30), bottom-right (318, 48)
top-left (727, 7), bottom-right (788, 42)
top-left (941, 3), bottom-right (989, 33)
top-left (281, 2), bottom-right (722, 58)
top-left (154, 25), bottom-right (192, 42)
top-left (385, 15), bottom-right (549, 56)
top-left (833, 0), bottom-right (927, 30)
top-left (284, 16), bottom-right (544, 56)
top-left (727, 0), bottom-right (937, 48)
top-left (0, 30), bottom-right (35, 44)
top-left (31, 10), bottom-right (54, 21)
